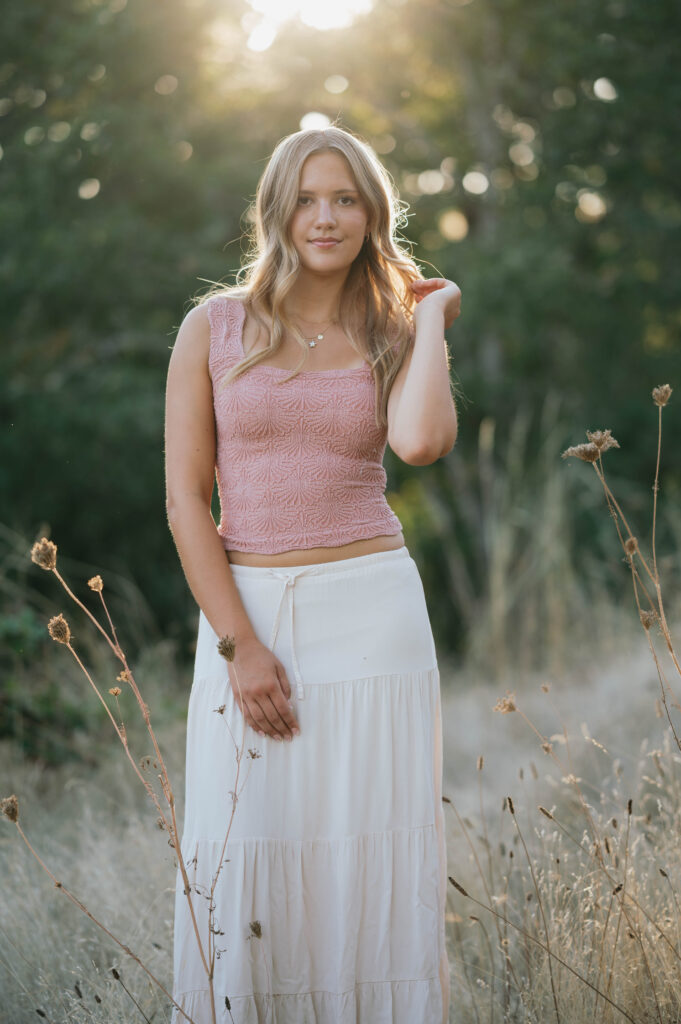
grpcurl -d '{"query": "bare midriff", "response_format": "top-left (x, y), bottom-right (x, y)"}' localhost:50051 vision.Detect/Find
top-left (226, 531), bottom-right (406, 567)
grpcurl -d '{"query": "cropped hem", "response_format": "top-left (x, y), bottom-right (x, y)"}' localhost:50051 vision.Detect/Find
top-left (218, 521), bottom-right (403, 555)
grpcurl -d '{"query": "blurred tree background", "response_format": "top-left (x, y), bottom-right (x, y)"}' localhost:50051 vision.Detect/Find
top-left (2, 0), bottom-right (680, 758)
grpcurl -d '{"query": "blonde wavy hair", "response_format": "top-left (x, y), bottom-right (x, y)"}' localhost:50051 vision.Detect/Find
top-left (195, 124), bottom-right (425, 429)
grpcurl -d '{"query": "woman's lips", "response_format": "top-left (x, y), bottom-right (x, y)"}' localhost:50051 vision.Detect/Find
top-left (310, 240), bottom-right (340, 248)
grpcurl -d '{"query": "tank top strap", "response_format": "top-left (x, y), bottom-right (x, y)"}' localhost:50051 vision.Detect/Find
top-left (207, 295), bottom-right (243, 379)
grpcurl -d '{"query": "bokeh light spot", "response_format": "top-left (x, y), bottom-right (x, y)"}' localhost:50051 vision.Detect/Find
top-left (300, 111), bottom-right (332, 130)
top-left (78, 178), bottom-right (101, 200)
top-left (594, 77), bottom-right (617, 101)
top-left (462, 170), bottom-right (489, 195)
top-left (324, 75), bottom-right (349, 94)
top-left (438, 209), bottom-right (469, 241)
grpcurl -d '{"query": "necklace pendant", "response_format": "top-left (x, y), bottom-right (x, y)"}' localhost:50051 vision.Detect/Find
top-left (317, 333), bottom-right (324, 340)
top-left (309, 340), bottom-right (316, 348)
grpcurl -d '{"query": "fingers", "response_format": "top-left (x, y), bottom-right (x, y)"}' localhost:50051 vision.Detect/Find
top-left (245, 692), bottom-right (299, 742)
top-left (230, 678), bottom-right (300, 743)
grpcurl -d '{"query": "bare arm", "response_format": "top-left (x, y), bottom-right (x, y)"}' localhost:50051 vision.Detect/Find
top-left (387, 279), bottom-right (460, 465)
top-left (164, 302), bottom-right (299, 740)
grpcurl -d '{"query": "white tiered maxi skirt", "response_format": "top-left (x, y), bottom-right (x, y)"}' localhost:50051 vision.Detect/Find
top-left (171, 546), bottom-right (449, 1024)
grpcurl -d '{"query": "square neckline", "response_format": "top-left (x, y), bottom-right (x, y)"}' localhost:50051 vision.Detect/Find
top-left (232, 298), bottom-right (373, 377)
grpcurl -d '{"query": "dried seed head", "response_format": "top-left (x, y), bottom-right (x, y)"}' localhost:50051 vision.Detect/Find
top-left (116, 669), bottom-right (131, 684)
top-left (88, 575), bottom-right (103, 592)
top-left (507, 796), bottom-right (515, 815)
top-left (586, 429), bottom-right (620, 452)
top-left (1, 794), bottom-right (19, 823)
top-left (31, 538), bottom-right (57, 571)
top-left (640, 609), bottom-right (657, 631)
top-left (477, 756), bottom-right (484, 772)
top-left (493, 692), bottom-right (516, 714)
top-left (541, 682), bottom-right (550, 693)
top-left (48, 613), bottom-right (71, 645)
top-left (652, 384), bottom-right (672, 407)
top-left (249, 920), bottom-right (262, 939)
top-left (217, 635), bottom-right (236, 662)
top-left (109, 686), bottom-right (122, 697)
top-left (624, 537), bottom-right (638, 556)
top-left (449, 876), bottom-right (470, 898)
top-left (561, 442), bottom-right (600, 463)
top-left (542, 741), bottom-right (553, 755)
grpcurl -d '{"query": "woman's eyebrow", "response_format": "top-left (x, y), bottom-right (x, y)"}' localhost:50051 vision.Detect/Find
top-left (298, 188), bottom-right (359, 194)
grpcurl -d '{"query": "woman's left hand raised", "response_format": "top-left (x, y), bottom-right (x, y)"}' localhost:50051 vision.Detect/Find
top-left (410, 278), bottom-right (461, 330)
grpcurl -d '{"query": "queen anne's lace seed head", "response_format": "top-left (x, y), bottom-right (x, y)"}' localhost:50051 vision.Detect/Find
top-left (561, 443), bottom-right (600, 463)
top-left (31, 538), bottom-right (57, 571)
top-left (0, 795), bottom-right (18, 823)
top-left (586, 429), bottom-right (620, 452)
top-left (652, 384), bottom-right (672, 407)
top-left (48, 614), bottom-right (71, 645)
top-left (493, 692), bottom-right (516, 714)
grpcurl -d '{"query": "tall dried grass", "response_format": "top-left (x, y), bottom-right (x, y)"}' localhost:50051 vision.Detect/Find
top-left (444, 384), bottom-right (681, 1022)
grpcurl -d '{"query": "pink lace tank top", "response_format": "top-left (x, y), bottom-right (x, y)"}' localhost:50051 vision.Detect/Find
top-left (206, 295), bottom-right (403, 554)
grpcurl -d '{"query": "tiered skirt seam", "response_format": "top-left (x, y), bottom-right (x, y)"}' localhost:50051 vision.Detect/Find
top-left (183, 823), bottom-right (437, 846)
top-left (174, 976), bottom-right (441, 998)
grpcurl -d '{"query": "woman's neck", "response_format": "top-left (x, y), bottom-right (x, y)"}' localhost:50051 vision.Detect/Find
top-left (282, 268), bottom-right (348, 323)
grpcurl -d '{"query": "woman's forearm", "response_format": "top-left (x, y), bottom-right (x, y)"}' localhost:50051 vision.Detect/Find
top-left (167, 495), bottom-right (258, 645)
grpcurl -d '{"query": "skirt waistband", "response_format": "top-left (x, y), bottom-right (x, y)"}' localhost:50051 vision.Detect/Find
top-left (227, 545), bottom-right (411, 703)
top-left (227, 544), bottom-right (410, 580)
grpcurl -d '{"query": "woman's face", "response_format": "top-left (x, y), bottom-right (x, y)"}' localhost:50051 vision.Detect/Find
top-left (289, 150), bottom-right (369, 274)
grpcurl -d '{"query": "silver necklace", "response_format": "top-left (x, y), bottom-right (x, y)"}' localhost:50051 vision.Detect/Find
top-left (291, 315), bottom-right (338, 348)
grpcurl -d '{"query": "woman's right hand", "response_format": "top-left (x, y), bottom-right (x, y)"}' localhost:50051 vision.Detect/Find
top-left (227, 636), bottom-right (301, 742)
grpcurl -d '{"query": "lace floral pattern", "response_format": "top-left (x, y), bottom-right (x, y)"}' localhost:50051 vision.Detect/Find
top-left (206, 295), bottom-right (403, 553)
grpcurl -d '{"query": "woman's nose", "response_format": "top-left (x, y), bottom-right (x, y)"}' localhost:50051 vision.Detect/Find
top-left (314, 201), bottom-right (336, 226)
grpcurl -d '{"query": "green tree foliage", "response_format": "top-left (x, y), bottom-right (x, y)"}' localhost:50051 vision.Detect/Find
top-left (2, 0), bottom-right (679, 674)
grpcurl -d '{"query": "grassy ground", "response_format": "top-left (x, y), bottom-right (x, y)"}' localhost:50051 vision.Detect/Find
top-left (1, 608), bottom-right (679, 1023)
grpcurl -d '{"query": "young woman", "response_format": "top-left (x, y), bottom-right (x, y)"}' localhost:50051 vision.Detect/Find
top-left (165, 125), bottom-right (460, 1024)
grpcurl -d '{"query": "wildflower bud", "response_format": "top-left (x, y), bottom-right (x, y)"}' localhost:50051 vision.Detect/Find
top-left (31, 538), bottom-right (57, 571)
top-left (1, 794), bottom-right (19, 823)
top-left (48, 613), bottom-right (71, 645)
top-left (109, 686), bottom-right (122, 697)
top-left (652, 384), bottom-right (672, 407)
top-left (217, 635), bottom-right (236, 662)
top-left (88, 575), bottom-right (104, 592)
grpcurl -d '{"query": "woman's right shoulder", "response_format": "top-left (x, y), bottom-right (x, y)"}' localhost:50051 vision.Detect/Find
top-left (170, 296), bottom-right (230, 369)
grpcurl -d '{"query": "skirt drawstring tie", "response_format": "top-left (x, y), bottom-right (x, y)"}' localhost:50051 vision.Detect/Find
top-left (265, 566), bottom-right (317, 700)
